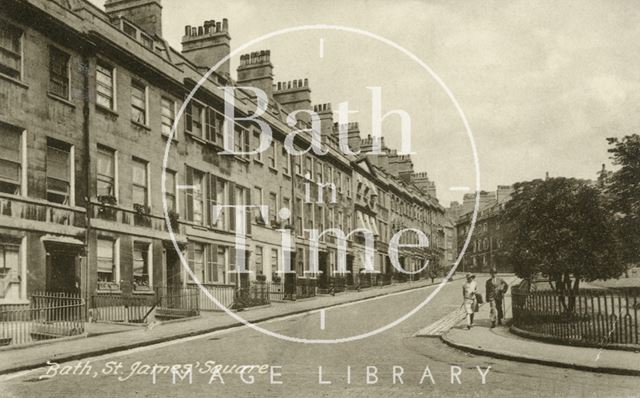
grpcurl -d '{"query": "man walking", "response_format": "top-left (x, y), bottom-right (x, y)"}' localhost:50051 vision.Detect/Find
top-left (485, 268), bottom-right (508, 328)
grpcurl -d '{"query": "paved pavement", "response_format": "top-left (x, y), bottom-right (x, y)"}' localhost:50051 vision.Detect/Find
top-left (1, 275), bottom-right (638, 397)
top-left (441, 280), bottom-right (640, 376)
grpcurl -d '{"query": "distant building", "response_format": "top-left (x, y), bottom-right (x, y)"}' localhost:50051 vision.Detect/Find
top-left (452, 186), bottom-right (514, 273)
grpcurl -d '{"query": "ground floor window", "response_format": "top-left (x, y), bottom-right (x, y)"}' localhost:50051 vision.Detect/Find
top-left (187, 242), bottom-right (225, 284)
top-left (255, 246), bottom-right (263, 278)
top-left (0, 238), bottom-right (23, 300)
top-left (97, 238), bottom-right (119, 290)
top-left (133, 242), bottom-right (151, 291)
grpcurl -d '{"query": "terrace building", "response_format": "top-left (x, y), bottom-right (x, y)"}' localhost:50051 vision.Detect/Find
top-left (0, 0), bottom-right (449, 311)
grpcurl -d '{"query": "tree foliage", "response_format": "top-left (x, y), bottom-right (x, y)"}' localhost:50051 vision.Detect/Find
top-left (606, 134), bottom-right (640, 266)
top-left (501, 177), bottom-right (624, 292)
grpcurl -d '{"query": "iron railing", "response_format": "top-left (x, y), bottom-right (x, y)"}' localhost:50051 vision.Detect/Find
top-left (511, 285), bottom-right (640, 348)
top-left (0, 292), bottom-right (85, 347)
top-left (193, 283), bottom-right (236, 311)
top-left (296, 278), bottom-right (317, 299)
top-left (155, 286), bottom-right (200, 319)
top-left (90, 292), bottom-right (156, 323)
top-left (269, 282), bottom-right (286, 301)
top-left (234, 281), bottom-right (271, 309)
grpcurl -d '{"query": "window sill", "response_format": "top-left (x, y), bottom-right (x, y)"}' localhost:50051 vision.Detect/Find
top-left (96, 289), bottom-right (122, 295)
top-left (0, 73), bottom-right (28, 89)
top-left (268, 166), bottom-right (279, 174)
top-left (47, 92), bottom-right (76, 108)
top-left (186, 132), bottom-right (206, 144)
top-left (253, 158), bottom-right (264, 165)
top-left (131, 120), bottom-right (151, 131)
top-left (96, 104), bottom-right (119, 118)
top-left (132, 289), bottom-right (154, 295)
top-left (161, 133), bottom-right (178, 144)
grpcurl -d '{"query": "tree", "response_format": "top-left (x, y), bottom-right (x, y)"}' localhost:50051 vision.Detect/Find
top-left (501, 178), bottom-right (624, 310)
top-left (605, 134), bottom-right (640, 268)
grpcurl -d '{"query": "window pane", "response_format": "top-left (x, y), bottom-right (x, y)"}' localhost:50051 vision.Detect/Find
top-left (0, 23), bottom-right (22, 78)
top-left (49, 47), bottom-right (69, 98)
top-left (47, 145), bottom-right (70, 181)
top-left (97, 148), bottom-right (113, 177)
top-left (188, 242), bottom-right (205, 282)
top-left (132, 159), bottom-right (147, 205)
top-left (0, 159), bottom-right (20, 182)
top-left (131, 82), bottom-right (146, 124)
top-left (133, 243), bottom-right (149, 287)
top-left (132, 160), bottom-right (146, 185)
top-left (96, 63), bottom-right (114, 108)
top-left (0, 244), bottom-right (19, 275)
top-left (0, 126), bottom-right (21, 163)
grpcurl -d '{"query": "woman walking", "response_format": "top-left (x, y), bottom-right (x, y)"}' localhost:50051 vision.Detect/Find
top-left (462, 273), bottom-right (478, 330)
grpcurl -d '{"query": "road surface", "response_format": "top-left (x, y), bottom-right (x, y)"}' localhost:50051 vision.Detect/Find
top-left (1, 277), bottom-right (637, 397)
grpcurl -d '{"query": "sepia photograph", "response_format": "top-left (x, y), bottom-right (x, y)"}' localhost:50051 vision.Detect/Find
top-left (0, 0), bottom-right (638, 396)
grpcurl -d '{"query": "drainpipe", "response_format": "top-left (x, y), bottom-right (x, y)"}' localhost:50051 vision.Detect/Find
top-left (81, 51), bottom-right (92, 311)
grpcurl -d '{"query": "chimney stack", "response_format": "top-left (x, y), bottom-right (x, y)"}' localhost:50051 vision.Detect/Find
top-left (105, 0), bottom-right (163, 37)
top-left (313, 103), bottom-right (333, 138)
top-left (181, 19), bottom-right (231, 76)
top-left (273, 79), bottom-right (312, 124)
top-left (237, 50), bottom-right (274, 99)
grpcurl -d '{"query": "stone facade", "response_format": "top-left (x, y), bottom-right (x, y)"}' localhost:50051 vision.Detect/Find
top-left (0, 0), bottom-right (451, 305)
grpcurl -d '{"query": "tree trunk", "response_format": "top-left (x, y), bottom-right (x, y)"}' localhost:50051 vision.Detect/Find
top-left (568, 277), bottom-right (579, 313)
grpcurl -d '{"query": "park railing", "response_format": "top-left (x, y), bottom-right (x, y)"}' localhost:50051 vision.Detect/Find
top-left (511, 285), bottom-right (640, 349)
top-left (0, 292), bottom-right (85, 347)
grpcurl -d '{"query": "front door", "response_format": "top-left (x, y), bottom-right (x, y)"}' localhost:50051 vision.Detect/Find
top-left (46, 251), bottom-right (79, 293)
top-left (318, 252), bottom-right (329, 289)
top-left (166, 249), bottom-right (182, 287)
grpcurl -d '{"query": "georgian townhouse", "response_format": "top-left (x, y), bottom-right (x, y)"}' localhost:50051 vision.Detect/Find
top-left (0, 0), bottom-right (451, 311)
top-left (0, 0), bottom-right (91, 303)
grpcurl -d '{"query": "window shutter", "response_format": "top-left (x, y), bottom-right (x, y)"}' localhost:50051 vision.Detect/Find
top-left (245, 188), bottom-right (252, 235)
top-left (185, 103), bottom-right (193, 133)
top-left (207, 174), bottom-right (215, 226)
top-left (209, 244), bottom-right (218, 282)
top-left (185, 166), bottom-right (193, 221)
top-left (228, 246), bottom-right (236, 284)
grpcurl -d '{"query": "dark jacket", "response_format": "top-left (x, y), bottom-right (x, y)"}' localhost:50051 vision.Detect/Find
top-left (485, 277), bottom-right (508, 301)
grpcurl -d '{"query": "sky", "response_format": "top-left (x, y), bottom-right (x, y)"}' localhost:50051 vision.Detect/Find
top-left (88, 0), bottom-right (640, 205)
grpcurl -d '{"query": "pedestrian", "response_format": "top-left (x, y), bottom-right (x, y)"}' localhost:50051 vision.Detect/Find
top-left (462, 273), bottom-right (478, 330)
top-left (485, 267), bottom-right (509, 328)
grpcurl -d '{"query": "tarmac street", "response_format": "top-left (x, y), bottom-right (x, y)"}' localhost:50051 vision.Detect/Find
top-left (0, 277), bottom-right (638, 397)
